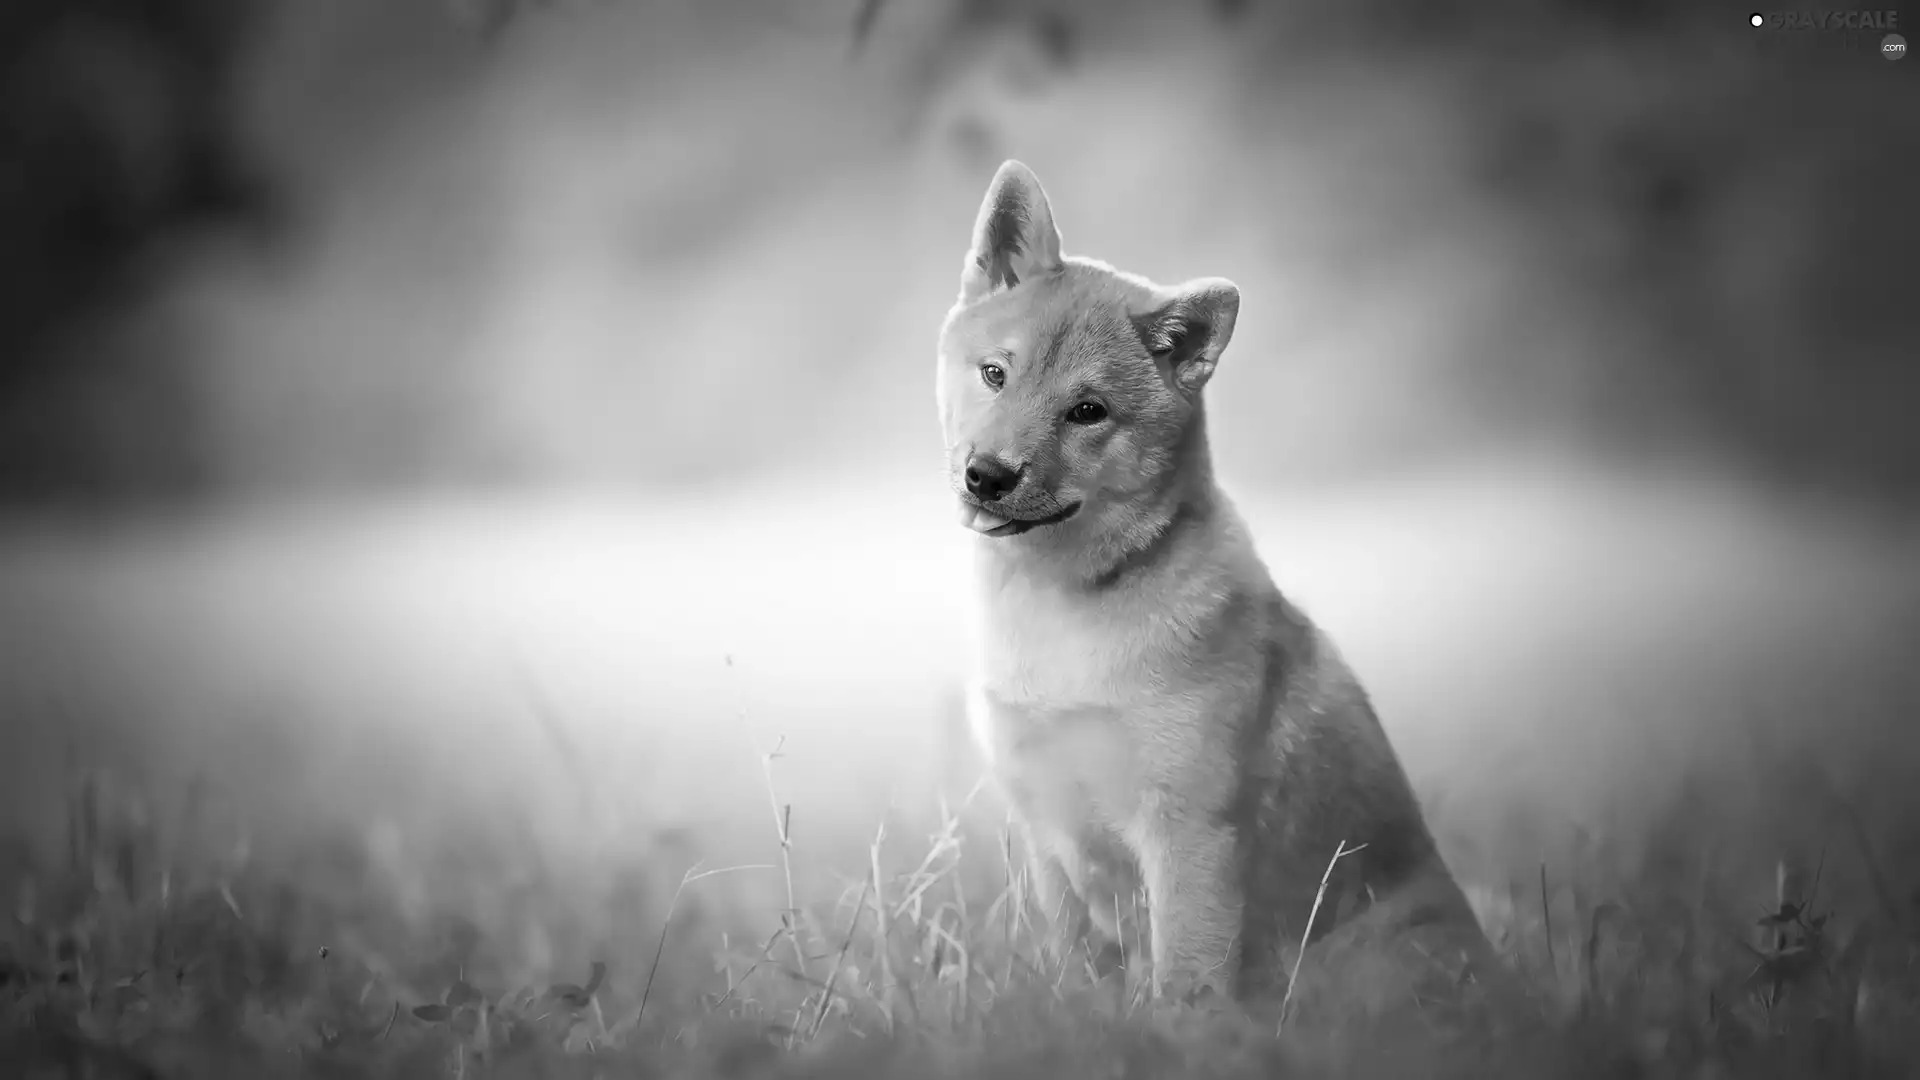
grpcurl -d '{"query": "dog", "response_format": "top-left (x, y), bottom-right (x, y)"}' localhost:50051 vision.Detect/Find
top-left (935, 160), bottom-right (1514, 1034)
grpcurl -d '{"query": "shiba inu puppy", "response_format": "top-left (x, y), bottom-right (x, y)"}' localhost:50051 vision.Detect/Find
top-left (936, 160), bottom-right (1509, 1027)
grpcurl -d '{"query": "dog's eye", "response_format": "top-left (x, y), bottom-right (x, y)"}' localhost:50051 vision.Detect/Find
top-left (980, 364), bottom-right (1006, 390)
top-left (1066, 401), bottom-right (1108, 425)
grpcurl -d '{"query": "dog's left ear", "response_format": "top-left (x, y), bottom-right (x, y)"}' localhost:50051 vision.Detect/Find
top-left (1134, 278), bottom-right (1240, 396)
top-left (959, 160), bottom-right (1064, 304)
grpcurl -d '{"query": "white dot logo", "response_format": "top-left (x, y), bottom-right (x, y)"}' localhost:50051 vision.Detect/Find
top-left (1885, 33), bottom-right (1908, 60)
top-left (1749, 12), bottom-right (1764, 28)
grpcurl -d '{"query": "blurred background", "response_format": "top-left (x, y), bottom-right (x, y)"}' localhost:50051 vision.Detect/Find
top-left (1, 0), bottom-right (1917, 954)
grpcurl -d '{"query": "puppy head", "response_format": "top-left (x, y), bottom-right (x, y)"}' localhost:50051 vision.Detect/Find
top-left (935, 160), bottom-right (1239, 553)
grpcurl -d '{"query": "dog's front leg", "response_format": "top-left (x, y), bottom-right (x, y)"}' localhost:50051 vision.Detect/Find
top-left (1132, 806), bottom-right (1241, 1002)
top-left (1021, 822), bottom-right (1094, 971)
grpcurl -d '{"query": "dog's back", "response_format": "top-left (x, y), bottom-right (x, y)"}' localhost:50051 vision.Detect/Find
top-left (1228, 584), bottom-right (1525, 1031)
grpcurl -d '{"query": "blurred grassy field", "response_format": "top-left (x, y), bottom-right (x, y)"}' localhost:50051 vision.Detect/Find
top-left (4, 458), bottom-right (1920, 1076)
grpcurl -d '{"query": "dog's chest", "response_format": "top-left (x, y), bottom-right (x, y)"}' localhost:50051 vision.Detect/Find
top-left (969, 582), bottom-right (1152, 704)
top-left (965, 678), bottom-right (1139, 821)
top-left (963, 583), bottom-right (1166, 795)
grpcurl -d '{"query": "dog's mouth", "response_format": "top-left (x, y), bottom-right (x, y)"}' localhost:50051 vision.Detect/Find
top-left (957, 500), bottom-right (1081, 537)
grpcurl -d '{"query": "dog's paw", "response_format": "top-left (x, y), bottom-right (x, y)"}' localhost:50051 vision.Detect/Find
top-left (1154, 970), bottom-right (1227, 1008)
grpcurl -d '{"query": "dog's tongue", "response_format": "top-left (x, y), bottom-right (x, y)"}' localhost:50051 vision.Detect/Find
top-left (958, 504), bottom-right (1012, 534)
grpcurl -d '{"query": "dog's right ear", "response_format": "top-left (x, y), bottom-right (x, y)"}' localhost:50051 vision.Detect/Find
top-left (958, 160), bottom-right (1064, 304)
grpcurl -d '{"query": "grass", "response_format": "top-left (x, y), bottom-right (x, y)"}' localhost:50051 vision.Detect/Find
top-left (4, 731), bottom-right (1919, 1080)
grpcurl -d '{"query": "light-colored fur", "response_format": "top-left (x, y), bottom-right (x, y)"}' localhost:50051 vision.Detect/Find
top-left (935, 160), bottom-right (1516, 1029)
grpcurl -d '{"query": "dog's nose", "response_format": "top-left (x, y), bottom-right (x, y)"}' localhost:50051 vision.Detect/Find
top-left (964, 455), bottom-right (1022, 503)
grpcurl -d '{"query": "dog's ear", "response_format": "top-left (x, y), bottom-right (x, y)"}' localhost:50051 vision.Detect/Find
top-left (1133, 278), bottom-right (1240, 396)
top-left (958, 160), bottom-right (1064, 304)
